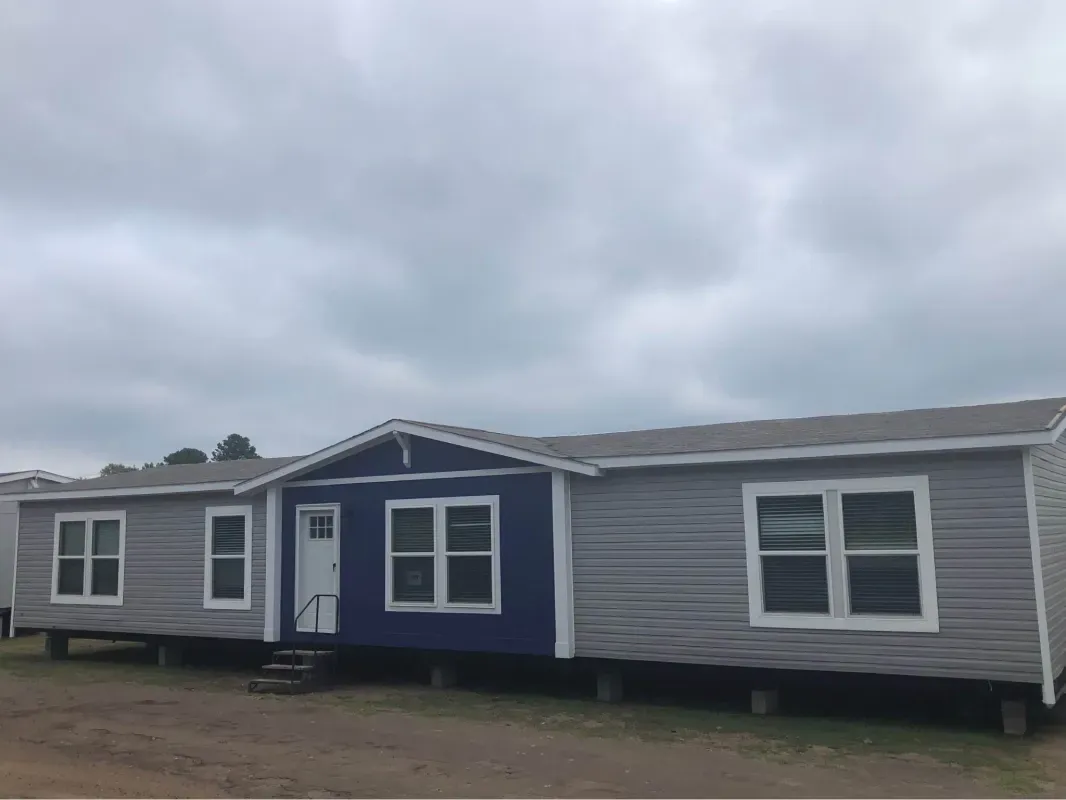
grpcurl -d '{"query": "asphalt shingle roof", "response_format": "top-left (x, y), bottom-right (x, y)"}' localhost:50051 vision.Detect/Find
top-left (539, 397), bottom-right (1066, 459)
top-left (19, 397), bottom-right (1066, 494)
top-left (23, 456), bottom-right (300, 493)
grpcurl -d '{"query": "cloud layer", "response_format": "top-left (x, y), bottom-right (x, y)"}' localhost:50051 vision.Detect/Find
top-left (1, 0), bottom-right (1064, 476)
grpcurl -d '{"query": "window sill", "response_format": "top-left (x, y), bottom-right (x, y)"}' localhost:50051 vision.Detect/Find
top-left (751, 613), bottom-right (939, 633)
top-left (203, 598), bottom-right (252, 611)
top-left (387, 602), bottom-right (501, 615)
top-left (50, 594), bottom-right (123, 606)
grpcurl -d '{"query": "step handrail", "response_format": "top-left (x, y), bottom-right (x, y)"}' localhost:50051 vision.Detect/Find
top-left (291, 593), bottom-right (339, 686)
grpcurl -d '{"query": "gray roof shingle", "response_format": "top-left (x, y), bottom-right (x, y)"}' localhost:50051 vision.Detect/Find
top-left (22, 456), bottom-right (300, 494)
top-left (539, 397), bottom-right (1066, 458)
top-left (21, 397), bottom-right (1066, 495)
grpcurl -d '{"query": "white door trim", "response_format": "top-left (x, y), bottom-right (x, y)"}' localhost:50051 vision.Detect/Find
top-left (294, 503), bottom-right (340, 633)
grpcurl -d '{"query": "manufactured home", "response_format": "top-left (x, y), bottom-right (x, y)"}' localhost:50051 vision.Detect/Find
top-left (1, 470), bottom-right (71, 634)
top-left (8, 397), bottom-right (1066, 732)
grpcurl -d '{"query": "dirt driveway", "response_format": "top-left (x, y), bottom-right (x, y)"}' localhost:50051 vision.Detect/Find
top-left (0, 637), bottom-right (1060, 798)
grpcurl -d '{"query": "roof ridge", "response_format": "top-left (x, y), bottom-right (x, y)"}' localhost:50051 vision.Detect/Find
top-left (541, 396), bottom-right (1066, 442)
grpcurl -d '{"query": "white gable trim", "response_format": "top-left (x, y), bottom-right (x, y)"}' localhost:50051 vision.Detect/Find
top-left (0, 470), bottom-right (73, 486)
top-left (587, 429), bottom-right (1059, 469)
top-left (234, 420), bottom-right (601, 495)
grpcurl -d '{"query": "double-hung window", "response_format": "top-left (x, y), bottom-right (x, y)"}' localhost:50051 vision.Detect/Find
top-left (51, 511), bottom-right (125, 605)
top-left (386, 496), bottom-right (500, 613)
top-left (743, 476), bottom-right (939, 632)
top-left (204, 505), bottom-right (253, 610)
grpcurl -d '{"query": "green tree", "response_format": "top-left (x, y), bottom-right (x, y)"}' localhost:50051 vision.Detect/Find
top-left (163, 447), bottom-right (208, 466)
top-left (212, 433), bottom-right (261, 462)
top-left (141, 461), bottom-right (162, 470)
top-left (99, 463), bottom-right (138, 477)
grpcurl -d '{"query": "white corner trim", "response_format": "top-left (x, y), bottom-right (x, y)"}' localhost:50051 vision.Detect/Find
top-left (234, 419), bottom-right (600, 495)
top-left (49, 510), bottom-right (126, 606)
top-left (8, 481), bottom-right (240, 503)
top-left (384, 495), bottom-right (502, 615)
top-left (741, 475), bottom-right (940, 635)
top-left (590, 430), bottom-right (1058, 470)
top-left (203, 505), bottom-right (254, 611)
top-left (9, 502), bottom-right (19, 636)
top-left (286, 466), bottom-right (549, 488)
top-left (293, 503), bottom-right (341, 633)
top-left (1023, 449), bottom-right (1056, 706)
top-left (263, 488), bottom-right (283, 641)
top-left (551, 471), bottom-right (575, 658)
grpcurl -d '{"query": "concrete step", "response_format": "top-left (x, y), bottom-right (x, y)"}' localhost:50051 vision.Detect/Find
top-left (262, 663), bottom-right (317, 673)
top-left (273, 649), bottom-right (335, 660)
top-left (247, 677), bottom-right (312, 694)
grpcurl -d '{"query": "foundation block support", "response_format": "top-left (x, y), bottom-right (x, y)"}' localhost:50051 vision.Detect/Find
top-left (45, 633), bottom-right (68, 660)
top-left (752, 689), bottom-right (779, 715)
top-left (1001, 698), bottom-right (1027, 736)
top-left (431, 663), bottom-right (457, 689)
top-left (597, 671), bottom-right (623, 703)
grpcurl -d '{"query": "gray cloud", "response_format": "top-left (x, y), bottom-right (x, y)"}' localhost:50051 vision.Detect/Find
top-left (0, 0), bottom-right (1064, 477)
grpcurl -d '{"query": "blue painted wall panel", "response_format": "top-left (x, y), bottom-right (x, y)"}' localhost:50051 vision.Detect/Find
top-left (280, 472), bottom-right (555, 655)
top-left (300, 435), bottom-right (530, 481)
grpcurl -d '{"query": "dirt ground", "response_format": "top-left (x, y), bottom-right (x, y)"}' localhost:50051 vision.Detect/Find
top-left (0, 639), bottom-right (1061, 798)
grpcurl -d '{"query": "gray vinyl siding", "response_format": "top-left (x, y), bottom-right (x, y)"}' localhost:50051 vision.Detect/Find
top-left (571, 450), bottom-right (1042, 683)
top-left (1031, 440), bottom-right (1066, 677)
top-left (0, 501), bottom-right (18, 612)
top-left (13, 492), bottom-right (266, 640)
top-left (1, 479), bottom-right (36, 613)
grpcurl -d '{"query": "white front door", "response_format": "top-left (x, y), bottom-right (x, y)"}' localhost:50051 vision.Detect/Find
top-left (295, 505), bottom-right (339, 633)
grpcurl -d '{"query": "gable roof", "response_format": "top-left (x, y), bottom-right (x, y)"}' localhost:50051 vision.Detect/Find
top-left (542, 397), bottom-right (1066, 460)
top-left (232, 419), bottom-right (603, 495)
top-left (0, 469), bottom-right (73, 486)
top-left (11, 457), bottom-right (299, 501)
top-left (11, 397), bottom-right (1066, 502)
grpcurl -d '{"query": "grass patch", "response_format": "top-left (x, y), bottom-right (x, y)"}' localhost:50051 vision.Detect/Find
top-left (0, 634), bottom-right (1051, 795)
top-left (319, 684), bottom-right (1048, 794)
top-left (0, 634), bottom-right (252, 690)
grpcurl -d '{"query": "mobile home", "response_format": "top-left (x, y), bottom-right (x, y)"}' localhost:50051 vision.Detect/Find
top-left (10, 397), bottom-right (1066, 733)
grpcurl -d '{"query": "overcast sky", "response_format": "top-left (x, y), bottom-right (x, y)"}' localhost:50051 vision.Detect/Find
top-left (1, 0), bottom-right (1064, 477)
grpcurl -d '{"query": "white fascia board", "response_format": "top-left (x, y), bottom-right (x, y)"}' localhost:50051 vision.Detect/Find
top-left (588, 430), bottom-right (1057, 469)
top-left (234, 419), bottom-right (600, 495)
top-left (0, 470), bottom-right (74, 486)
top-left (1049, 409), bottom-right (1066, 444)
top-left (6, 481), bottom-right (240, 502)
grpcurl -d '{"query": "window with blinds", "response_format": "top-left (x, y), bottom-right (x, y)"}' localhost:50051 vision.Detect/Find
top-left (742, 477), bottom-right (938, 633)
top-left (387, 496), bottom-right (499, 612)
top-left (756, 495), bottom-right (830, 614)
top-left (842, 492), bottom-right (921, 615)
top-left (204, 507), bottom-right (251, 609)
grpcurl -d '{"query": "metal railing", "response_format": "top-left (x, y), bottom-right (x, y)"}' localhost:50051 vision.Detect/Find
top-left (290, 593), bottom-right (339, 687)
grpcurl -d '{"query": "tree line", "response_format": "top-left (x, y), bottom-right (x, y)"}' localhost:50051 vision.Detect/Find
top-left (99, 433), bottom-right (261, 477)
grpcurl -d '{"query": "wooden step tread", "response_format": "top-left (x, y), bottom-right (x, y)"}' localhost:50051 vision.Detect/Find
top-left (273, 649), bottom-right (334, 658)
top-left (263, 663), bottom-right (316, 672)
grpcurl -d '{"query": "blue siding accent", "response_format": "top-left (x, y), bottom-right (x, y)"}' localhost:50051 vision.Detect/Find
top-left (281, 472), bottom-right (555, 655)
top-left (300, 435), bottom-right (531, 481)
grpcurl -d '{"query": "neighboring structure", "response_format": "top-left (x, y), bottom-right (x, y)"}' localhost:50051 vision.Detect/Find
top-left (8, 398), bottom-right (1066, 732)
top-left (1, 470), bottom-right (73, 634)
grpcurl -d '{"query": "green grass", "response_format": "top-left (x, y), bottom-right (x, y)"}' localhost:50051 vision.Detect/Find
top-left (318, 684), bottom-right (1050, 793)
top-left (0, 634), bottom-right (1051, 794)
top-left (0, 634), bottom-right (251, 689)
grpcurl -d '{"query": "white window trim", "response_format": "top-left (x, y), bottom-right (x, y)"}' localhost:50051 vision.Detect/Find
top-left (743, 476), bottom-right (939, 633)
top-left (385, 495), bottom-right (501, 615)
top-left (50, 511), bottom-right (126, 606)
top-left (203, 505), bottom-right (253, 611)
